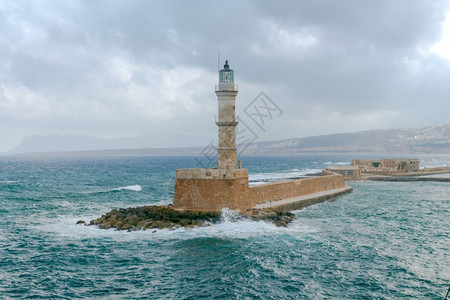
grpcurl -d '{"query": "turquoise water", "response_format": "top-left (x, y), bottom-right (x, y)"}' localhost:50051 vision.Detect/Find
top-left (0, 155), bottom-right (449, 299)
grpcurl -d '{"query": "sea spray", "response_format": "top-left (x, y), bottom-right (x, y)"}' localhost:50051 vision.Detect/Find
top-left (220, 208), bottom-right (246, 223)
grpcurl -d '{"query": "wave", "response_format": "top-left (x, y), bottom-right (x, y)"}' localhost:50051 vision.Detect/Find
top-left (333, 162), bottom-right (350, 166)
top-left (324, 161), bottom-right (350, 166)
top-left (46, 210), bottom-right (315, 241)
top-left (249, 168), bottom-right (322, 185)
top-left (82, 184), bottom-right (143, 194)
top-left (111, 185), bottom-right (142, 192)
top-left (0, 180), bottom-right (17, 184)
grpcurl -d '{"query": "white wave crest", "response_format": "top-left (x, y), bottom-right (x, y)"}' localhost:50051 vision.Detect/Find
top-left (334, 162), bottom-right (350, 166)
top-left (324, 161), bottom-right (350, 166)
top-left (113, 185), bottom-right (142, 192)
top-left (82, 184), bottom-right (143, 194)
top-left (249, 168), bottom-right (322, 185)
top-left (0, 180), bottom-right (17, 184)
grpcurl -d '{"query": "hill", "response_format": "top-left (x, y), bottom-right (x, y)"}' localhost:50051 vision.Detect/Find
top-left (244, 123), bottom-right (450, 155)
top-left (7, 123), bottom-right (450, 156)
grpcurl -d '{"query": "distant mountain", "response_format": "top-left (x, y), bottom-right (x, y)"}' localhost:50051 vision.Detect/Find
top-left (244, 123), bottom-right (450, 155)
top-left (8, 123), bottom-right (450, 155)
top-left (8, 132), bottom-right (213, 154)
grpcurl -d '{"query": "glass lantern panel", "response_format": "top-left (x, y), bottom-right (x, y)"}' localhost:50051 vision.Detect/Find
top-left (220, 70), bottom-right (233, 83)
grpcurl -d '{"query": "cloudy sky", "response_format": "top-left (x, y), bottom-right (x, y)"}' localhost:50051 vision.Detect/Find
top-left (1, 0), bottom-right (450, 152)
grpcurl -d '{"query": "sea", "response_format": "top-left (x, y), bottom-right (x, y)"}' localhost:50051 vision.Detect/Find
top-left (0, 154), bottom-right (449, 299)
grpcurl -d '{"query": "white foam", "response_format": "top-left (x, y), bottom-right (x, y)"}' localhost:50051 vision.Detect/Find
top-left (249, 169), bottom-right (322, 185)
top-left (334, 162), bottom-right (350, 165)
top-left (79, 184), bottom-right (143, 194)
top-left (0, 180), bottom-right (17, 184)
top-left (220, 208), bottom-right (247, 222)
top-left (112, 185), bottom-right (142, 192)
top-left (420, 155), bottom-right (450, 168)
top-left (38, 210), bottom-right (317, 242)
top-left (324, 161), bottom-right (350, 166)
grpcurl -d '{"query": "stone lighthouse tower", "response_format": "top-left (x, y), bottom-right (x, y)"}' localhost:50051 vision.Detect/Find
top-left (216, 60), bottom-right (238, 170)
top-left (173, 59), bottom-right (252, 212)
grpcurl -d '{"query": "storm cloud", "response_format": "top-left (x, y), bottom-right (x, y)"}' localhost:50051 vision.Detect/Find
top-left (1, 0), bottom-right (449, 152)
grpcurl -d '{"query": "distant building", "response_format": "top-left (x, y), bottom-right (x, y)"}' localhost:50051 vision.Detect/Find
top-left (352, 158), bottom-right (420, 175)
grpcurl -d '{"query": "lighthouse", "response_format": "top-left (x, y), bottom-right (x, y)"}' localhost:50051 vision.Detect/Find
top-left (173, 59), bottom-right (351, 213)
top-left (216, 60), bottom-right (238, 169)
top-left (173, 59), bottom-right (252, 212)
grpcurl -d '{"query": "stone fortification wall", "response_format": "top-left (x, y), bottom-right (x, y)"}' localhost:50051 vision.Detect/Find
top-left (249, 172), bottom-right (345, 205)
top-left (174, 168), bottom-right (253, 212)
top-left (174, 177), bottom-right (252, 211)
top-left (174, 168), bottom-right (346, 212)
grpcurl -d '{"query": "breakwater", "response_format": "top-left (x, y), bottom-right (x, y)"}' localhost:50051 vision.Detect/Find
top-left (367, 176), bottom-right (450, 182)
top-left (83, 205), bottom-right (296, 230)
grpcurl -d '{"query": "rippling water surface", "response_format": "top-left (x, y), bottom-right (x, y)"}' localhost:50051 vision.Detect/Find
top-left (0, 155), bottom-right (449, 299)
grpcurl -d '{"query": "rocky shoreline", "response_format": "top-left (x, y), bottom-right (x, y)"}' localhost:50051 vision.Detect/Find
top-left (77, 205), bottom-right (296, 231)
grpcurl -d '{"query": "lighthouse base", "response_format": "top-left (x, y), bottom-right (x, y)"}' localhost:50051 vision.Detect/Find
top-left (173, 168), bottom-right (253, 212)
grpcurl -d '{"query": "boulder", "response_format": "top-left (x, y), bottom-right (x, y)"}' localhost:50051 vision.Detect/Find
top-left (113, 221), bottom-right (123, 229)
top-left (143, 221), bottom-right (154, 229)
top-left (121, 223), bottom-right (132, 230)
top-left (123, 215), bottom-right (140, 226)
top-left (88, 205), bottom-right (296, 231)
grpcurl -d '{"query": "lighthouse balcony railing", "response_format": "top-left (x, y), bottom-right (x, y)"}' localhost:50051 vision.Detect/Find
top-left (215, 83), bottom-right (238, 92)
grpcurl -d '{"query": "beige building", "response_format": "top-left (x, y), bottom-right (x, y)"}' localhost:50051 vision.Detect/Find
top-left (352, 158), bottom-right (420, 175)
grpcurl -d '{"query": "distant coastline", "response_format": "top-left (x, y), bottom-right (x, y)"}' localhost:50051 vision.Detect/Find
top-left (6, 123), bottom-right (450, 156)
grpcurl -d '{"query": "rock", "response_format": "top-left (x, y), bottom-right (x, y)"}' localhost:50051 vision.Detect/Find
top-left (93, 216), bottom-right (105, 224)
top-left (191, 220), bottom-right (204, 227)
top-left (98, 224), bottom-right (111, 229)
top-left (143, 221), bottom-right (154, 229)
top-left (136, 219), bottom-right (153, 228)
top-left (275, 221), bottom-right (287, 227)
top-left (151, 220), bottom-right (162, 229)
top-left (87, 205), bottom-right (295, 231)
top-left (179, 218), bottom-right (191, 226)
top-left (108, 215), bottom-right (117, 223)
top-left (76, 220), bottom-right (85, 225)
top-left (159, 220), bottom-right (172, 229)
top-left (114, 221), bottom-right (124, 229)
top-left (121, 223), bottom-right (132, 230)
top-left (123, 215), bottom-right (140, 226)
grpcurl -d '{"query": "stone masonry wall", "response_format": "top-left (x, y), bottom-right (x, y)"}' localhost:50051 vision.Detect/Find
top-left (174, 177), bottom-right (253, 212)
top-left (249, 173), bottom-right (345, 205)
top-left (173, 169), bottom-right (346, 212)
